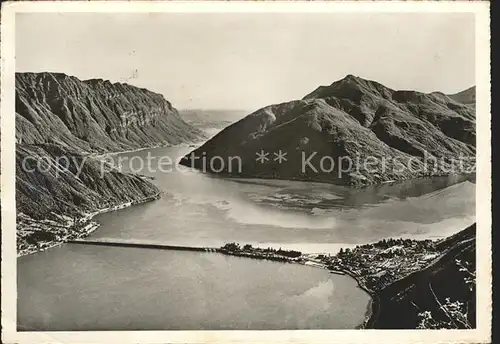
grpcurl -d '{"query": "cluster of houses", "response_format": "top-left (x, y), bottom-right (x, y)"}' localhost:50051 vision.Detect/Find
top-left (218, 243), bottom-right (303, 263)
top-left (216, 237), bottom-right (442, 294)
top-left (316, 238), bottom-right (441, 291)
top-left (17, 212), bottom-right (100, 256)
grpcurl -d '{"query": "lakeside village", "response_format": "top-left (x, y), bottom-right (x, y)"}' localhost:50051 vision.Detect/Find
top-left (17, 213), bottom-right (100, 256)
top-left (219, 238), bottom-right (440, 293)
top-left (17, 192), bottom-right (161, 257)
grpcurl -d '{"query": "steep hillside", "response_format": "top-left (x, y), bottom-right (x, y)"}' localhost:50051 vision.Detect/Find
top-left (16, 144), bottom-right (160, 219)
top-left (448, 86), bottom-right (476, 106)
top-left (14, 72), bottom-right (203, 254)
top-left (367, 224), bottom-right (476, 329)
top-left (16, 72), bottom-right (204, 153)
top-left (16, 143), bottom-right (161, 255)
top-left (181, 75), bottom-right (475, 186)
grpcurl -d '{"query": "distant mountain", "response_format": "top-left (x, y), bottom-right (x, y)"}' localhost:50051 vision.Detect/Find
top-left (448, 86), bottom-right (476, 106)
top-left (181, 75), bottom-right (475, 186)
top-left (181, 109), bottom-right (247, 131)
top-left (367, 223), bottom-right (476, 329)
top-left (16, 72), bottom-right (204, 153)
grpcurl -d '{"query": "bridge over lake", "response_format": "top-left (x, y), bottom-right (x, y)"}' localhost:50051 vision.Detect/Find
top-left (67, 239), bottom-right (218, 252)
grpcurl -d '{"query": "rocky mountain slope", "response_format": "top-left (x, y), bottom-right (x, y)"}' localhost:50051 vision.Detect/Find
top-left (15, 72), bottom-right (203, 254)
top-left (16, 72), bottom-right (204, 153)
top-left (16, 144), bottom-right (160, 220)
top-left (16, 143), bottom-right (162, 255)
top-left (181, 75), bottom-right (475, 185)
top-left (449, 86), bottom-right (476, 106)
top-left (367, 223), bottom-right (476, 329)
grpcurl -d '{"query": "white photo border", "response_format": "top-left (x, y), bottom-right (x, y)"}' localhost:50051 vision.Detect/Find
top-left (1, 1), bottom-right (491, 343)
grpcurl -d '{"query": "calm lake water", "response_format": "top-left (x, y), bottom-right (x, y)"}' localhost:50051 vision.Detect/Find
top-left (18, 245), bottom-right (370, 330)
top-left (17, 145), bottom-right (475, 330)
top-left (93, 146), bottom-right (475, 250)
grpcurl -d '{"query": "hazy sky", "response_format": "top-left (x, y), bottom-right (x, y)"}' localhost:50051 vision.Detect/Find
top-left (16, 13), bottom-right (475, 110)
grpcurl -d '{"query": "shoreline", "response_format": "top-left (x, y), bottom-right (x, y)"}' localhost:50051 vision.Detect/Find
top-left (17, 220), bottom-right (101, 258)
top-left (88, 141), bottom-right (204, 160)
top-left (23, 232), bottom-right (440, 330)
top-left (18, 140), bottom-right (460, 328)
top-left (305, 264), bottom-right (376, 328)
top-left (300, 265), bottom-right (376, 328)
top-left (17, 192), bottom-right (161, 258)
top-left (177, 161), bottom-right (476, 189)
top-left (337, 269), bottom-right (376, 328)
top-left (215, 246), bottom-right (376, 328)
top-left (212, 231), bottom-right (474, 330)
top-left (214, 239), bottom-right (450, 330)
top-left (216, 247), bottom-right (380, 329)
top-left (18, 142), bottom-right (178, 258)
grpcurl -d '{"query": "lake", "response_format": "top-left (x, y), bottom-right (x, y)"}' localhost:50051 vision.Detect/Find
top-left (17, 146), bottom-right (475, 330)
top-left (91, 146), bottom-right (476, 250)
top-left (18, 245), bottom-right (371, 330)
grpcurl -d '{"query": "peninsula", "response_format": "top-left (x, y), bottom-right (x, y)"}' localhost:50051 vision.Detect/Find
top-left (217, 223), bottom-right (476, 329)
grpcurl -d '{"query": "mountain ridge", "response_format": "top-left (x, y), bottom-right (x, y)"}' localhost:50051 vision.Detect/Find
top-left (448, 86), bottom-right (476, 105)
top-left (16, 72), bottom-right (204, 153)
top-left (181, 75), bottom-right (475, 186)
top-left (15, 72), bottom-right (203, 254)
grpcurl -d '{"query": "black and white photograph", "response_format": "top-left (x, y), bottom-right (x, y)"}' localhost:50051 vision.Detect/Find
top-left (1, 1), bottom-right (491, 343)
